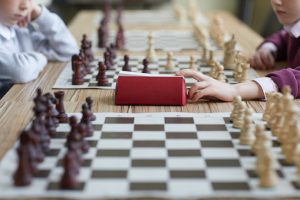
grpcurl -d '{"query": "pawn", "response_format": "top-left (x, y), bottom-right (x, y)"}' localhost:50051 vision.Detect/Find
top-left (60, 149), bottom-right (80, 190)
top-left (259, 151), bottom-right (278, 188)
top-left (230, 96), bottom-right (242, 122)
top-left (165, 52), bottom-right (175, 71)
top-left (122, 55), bottom-right (131, 71)
top-left (80, 103), bottom-right (94, 137)
top-left (72, 58), bottom-right (84, 85)
top-left (142, 58), bottom-right (150, 74)
top-left (239, 108), bottom-right (255, 145)
top-left (54, 91), bottom-right (69, 123)
top-left (146, 32), bottom-right (157, 63)
top-left (251, 124), bottom-right (271, 154)
top-left (233, 101), bottom-right (246, 129)
top-left (104, 51), bottom-right (112, 70)
top-left (115, 24), bottom-right (125, 49)
top-left (97, 62), bottom-right (109, 86)
top-left (14, 131), bottom-right (34, 187)
top-left (78, 123), bottom-right (90, 154)
top-left (189, 55), bottom-right (196, 70)
top-left (86, 97), bottom-right (96, 121)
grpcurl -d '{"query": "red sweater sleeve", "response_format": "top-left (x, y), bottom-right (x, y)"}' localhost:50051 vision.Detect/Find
top-left (267, 66), bottom-right (300, 98)
top-left (260, 30), bottom-right (289, 61)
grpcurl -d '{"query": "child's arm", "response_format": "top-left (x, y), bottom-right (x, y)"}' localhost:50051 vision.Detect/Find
top-left (267, 66), bottom-right (300, 98)
top-left (250, 30), bottom-right (289, 70)
top-left (30, 6), bottom-right (78, 62)
top-left (0, 51), bottom-right (47, 83)
top-left (176, 69), bottom-right (265, 102)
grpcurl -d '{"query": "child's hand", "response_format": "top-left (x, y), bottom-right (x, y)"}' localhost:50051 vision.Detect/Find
top-left (176, 69), bottom-right (238, 102)
top-left (249, 48), bottom-right (275, 70)
top-left (17, 2), bottom-right (42, 28)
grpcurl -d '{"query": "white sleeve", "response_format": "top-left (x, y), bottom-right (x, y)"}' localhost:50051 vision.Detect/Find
top-left (30, 6), bottom-right (79, 62)
top-left (0, 50), bottom-right (47, 83)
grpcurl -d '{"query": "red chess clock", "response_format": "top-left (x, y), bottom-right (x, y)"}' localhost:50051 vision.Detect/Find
top-left (115, 72), bottom-right (187, 106)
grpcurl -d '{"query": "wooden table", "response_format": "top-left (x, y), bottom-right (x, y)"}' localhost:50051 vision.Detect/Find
top-left (0, 10), bottom-right (270, 159)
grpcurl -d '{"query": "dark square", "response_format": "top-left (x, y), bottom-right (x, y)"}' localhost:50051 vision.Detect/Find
top-left (91, 170), bottom-right (127, 179)
top-left (88, 83), bottom-right (112, 87)
top-left (132, 159), bottom-right (166, 167)
top-left (196, 124), bottom-right (227, 131)
top-left (45, 149), bottom-right (61, 157)
top-left (47, 182), bottom-right (85, 191)
top-left (170, 170), bottom-right (206, 179)
top-left (166, 132), bottom-right (197, 139)
top-left (133, 141), bottom-right (165, 148)
top-left (101, 132), bottom-right (132, 139)
top-left (34, 170), bottom-right (50, 178)
top-left (201, 141), bottom-right (233, 148)
top-left (87, 140), bottom-right (98, 147)
top-left (92, 124), bottom-right (102, 131)
top-left (168, 150), bottom-right (201, 157)
top-left (57, 159), bottom-right (92, 167)
top-left (130, 182), bottom-right (167, 191)
top-left (212, 182), bottom-right (250, 191)
top-left (206, 159), bottom-right (241, 167)
top-left (278, 159), bottom-right (294, 167)
top-left (238, 149), bottom-right (255, 157)
top-left (230, 132), bottom-right (240, 139)
top-left (96, 150), bottom-right (130, 157)
top-left (105, 117), bottom-right (134, 124)
top-left (134, 125), bottom-right (164, 131)
top-left (51, 132), bottom-right (68, 139)
top-left (165, 117), bottom-right (194, 124)
top-left (223, 117), bottom-right (232, 124)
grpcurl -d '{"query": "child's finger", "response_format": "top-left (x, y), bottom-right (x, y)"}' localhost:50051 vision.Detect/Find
top-left (191, 88), bottom-right (211, 102)
top-left (254, 54), bottom-right (265, 70)
top-left (176, 69), bottom-right (210, 81)
top-left (261, 52), bottom-right (274, 69)
top-left (188, 82), bottom-right (209, 99)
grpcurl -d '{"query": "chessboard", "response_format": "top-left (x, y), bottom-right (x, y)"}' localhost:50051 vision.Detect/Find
top-left (53, 55), bottom-right (258, 90)
top-left (1, 112), bottom-right (300, 199)
top-left (92, 30), bottom-right (234, 52)
top-left (94, 10), bottom-right (208, 26)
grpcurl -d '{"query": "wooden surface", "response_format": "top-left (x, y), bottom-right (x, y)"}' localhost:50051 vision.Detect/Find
top-left (0, 10), bottom-right (270, 159)
top-left (0, 11), bottom-right (290, 200)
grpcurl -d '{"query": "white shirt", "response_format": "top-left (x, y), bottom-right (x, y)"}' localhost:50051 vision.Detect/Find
top-left (0, 6), bottom-right (78, 83)
top-left (253, 20), bottom-right (300, 99)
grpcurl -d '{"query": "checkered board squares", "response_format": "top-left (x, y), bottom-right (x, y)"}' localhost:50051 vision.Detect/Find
top-left (1, 112), bottom-right (300, 199)
top-left (93, 10), bottom-right (209, 26)
top-left (92, 30), bottom-right (223, 52)
top-left (53, 55), bottom-right (258, 90)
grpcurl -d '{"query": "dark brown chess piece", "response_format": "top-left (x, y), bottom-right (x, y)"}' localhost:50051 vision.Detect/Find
top-left (142, 58), bottom-right (151, 73)
top-left (54, 91), bottom-right (68, 123)
top-left (122, 55), bottom-right (131, 71)
top-left (80, 103), bottom-right (94, 137)
top-left (97, 61), bottom-right (109, 86)
top-left (115, 23), bottom-right (125, 49)
top-left (86, 97), bottom-right (96, 121)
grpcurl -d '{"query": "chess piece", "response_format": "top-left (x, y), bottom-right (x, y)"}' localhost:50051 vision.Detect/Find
top-left (259, 151), bottom-right (278, 188)
top-left (251, 124), bottom-right (271, 155)
top-left (104, 51), bottom-right (112, 70)
top-left (189, 55), bottom-right (196, 70)
top-left (215, 62), bottom-right (226, 82)
top-left (202, 48), bottom-right (207, 62)
top-left (122, 55), bottom-right (131, 71)
top-left (142, 58), bottom-right (151, 74)
top-left (207, 50), bottom-right (215, 66)
top-left (13, 130), bottom-right (35, 186)
top-left (97, 61), bottom-right (109, 86)
top-left (97, 19), bottom-right (108, 48)
top-left (109, 43), bottom-right (117, 60)
top-left (237, 62), bottom-right (250, 83)
top-left (60, 149), bottom-right (80, 189)
top-left (210, 15), bottom-right (226, 48)
top-left (223, 35), bottom-right (237, 69)
top-left (67, 116), bottom-right (82, 151)
top-left (81, 34), bottom-right (94, 62)
top-left (233, 101), bottom-right (246, 129)
top-left (54, 91), bottom-right (68, 123)
top-left (45, 99), bottom-right (58, 137)
top-left (80, 103), bottom-right (94, 137)
top-left (146, 32), bottom-right (157, 63)
top-left (72, 58), bottom-right (85, 85)
top-left (78, 123), bottom-right (90, 154)
top-left (79, 50), bottom-right (92, 74)
top-left (165, 52), bottom-right (175, 71)
top-left (263, 92), bottom-right (276, 122)
top-left (230, 96), bottom-right (242, 122)
top-left (266, 93), bottom-right (282, 130)
top-left (86, 97), bottom-right (96, 121)
top-left (239, 108), bottom-right (255, 145)
top-left (115, 23), bottom-right (125, 49)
